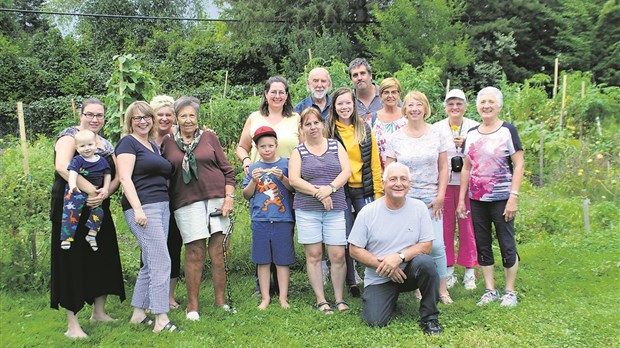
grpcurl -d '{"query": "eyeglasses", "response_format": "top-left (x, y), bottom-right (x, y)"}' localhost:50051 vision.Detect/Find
top-left (83, 112), bottom-right (105, 119)
top-left (132, 115), bottom-right (152, 122)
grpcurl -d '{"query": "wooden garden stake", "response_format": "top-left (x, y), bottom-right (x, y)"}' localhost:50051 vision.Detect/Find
top-left (17, 102), bottom-right (37, 265)
top-left (539, 128), bottom-right (544, 186)
top-left (223, 70), bottom-right (228, 98)
top-left (553, 58), bottom-right (559, 98)
top-left (17, 102), bottom-right (29, 177)
top-left (582, 189), bottom-right (590, 233)
top-left (581, 80), bottom-right (585, 98)
top-left (559, 74), bottom-right (567, 131)
top-left (446, 79), bottom-right (450, 94)
top-left (71, 98), bottom-right (76, 119)
top-left (119, 60), bottom-right (124, 128)
top-left (308, 48), bottom-right (312, 62)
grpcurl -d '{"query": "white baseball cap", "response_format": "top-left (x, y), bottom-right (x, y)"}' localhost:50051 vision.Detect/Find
top-left (444, 89), bottom-right (467, 103)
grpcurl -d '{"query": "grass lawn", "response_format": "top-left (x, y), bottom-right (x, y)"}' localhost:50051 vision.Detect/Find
top-left (1, 228), bottom-right (618, 347)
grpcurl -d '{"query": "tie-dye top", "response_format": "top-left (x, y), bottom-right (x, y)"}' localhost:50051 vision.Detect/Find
top-left (464, 122), bottom-right (523, 202)
top-left (366, 113), bottom-right (407, 169)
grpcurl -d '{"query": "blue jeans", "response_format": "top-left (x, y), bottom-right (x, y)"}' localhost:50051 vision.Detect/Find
top-left (418, 197), bottom-right (448, 279)
top-left (344, 187), bottom-right (373, 286)
top-left (361, 254), bottom-right (439, 326)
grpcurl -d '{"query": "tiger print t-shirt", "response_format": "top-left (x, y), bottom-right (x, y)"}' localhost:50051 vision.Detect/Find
top-left (242, 157), bottom-right (294, 222)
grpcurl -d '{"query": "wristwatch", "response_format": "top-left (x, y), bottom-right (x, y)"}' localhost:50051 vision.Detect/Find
top-left (328, 183), bottom-right (337, 193)
top-left (398, 252), bottom-right (406, 263)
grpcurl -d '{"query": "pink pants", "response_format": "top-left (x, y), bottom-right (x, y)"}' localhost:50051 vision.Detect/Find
top-left (443, 185), bottom-right (478, 268)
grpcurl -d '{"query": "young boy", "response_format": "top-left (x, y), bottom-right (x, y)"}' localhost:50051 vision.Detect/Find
top-left (61, 129), bottom-right (111, 251)
top-left (242, 126), bottom-right (295, 309)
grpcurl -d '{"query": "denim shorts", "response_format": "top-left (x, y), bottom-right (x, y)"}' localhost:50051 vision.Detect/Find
top-left (251, 221), bottom-right (295, 265)
top-left (295, 209), bottom-right (346, 246)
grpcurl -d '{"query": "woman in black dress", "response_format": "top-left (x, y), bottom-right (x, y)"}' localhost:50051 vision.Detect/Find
top-left (50, 98), bottom-right (125, 338)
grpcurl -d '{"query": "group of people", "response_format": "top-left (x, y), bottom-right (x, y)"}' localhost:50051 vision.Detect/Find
top-left (50, 57), bottom-right (524, 338)
top-left (51, 96), bottom-right (235, 337)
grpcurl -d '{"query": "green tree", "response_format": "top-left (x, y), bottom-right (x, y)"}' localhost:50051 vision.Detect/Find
top-left (359, 0), bottom-right (471, 76)
top-left (215, 0), bottom-right (385, 82)
top-left (591, 0), bottom-right (620, 86)
top-left (462, 0), bottom-right (563, 84)
top-left (0, 0), bottom-right (49, 37)
top-left (553, 0), bottom-right (599, 73)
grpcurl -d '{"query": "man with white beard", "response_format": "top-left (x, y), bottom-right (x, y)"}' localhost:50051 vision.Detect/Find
top-left (294, 67), bottom-right (332, 121)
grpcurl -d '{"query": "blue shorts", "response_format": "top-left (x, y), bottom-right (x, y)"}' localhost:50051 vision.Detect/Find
top-left (295, 210), bottom-right (347, 246)
top-left (251, 221), bottom-right (295, 266)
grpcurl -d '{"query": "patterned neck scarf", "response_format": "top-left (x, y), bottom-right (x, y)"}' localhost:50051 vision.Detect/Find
top-left (173, 128), bottom-right (202, 184)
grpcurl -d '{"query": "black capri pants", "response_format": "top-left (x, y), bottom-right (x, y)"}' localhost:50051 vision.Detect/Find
top-left (470, 199), bottom-right (519, 268)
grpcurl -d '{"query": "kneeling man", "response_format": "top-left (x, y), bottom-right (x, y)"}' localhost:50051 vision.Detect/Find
top-left (348, 162), bottom-right (443, 335)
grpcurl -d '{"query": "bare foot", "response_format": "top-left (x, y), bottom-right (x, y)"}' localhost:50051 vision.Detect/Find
top-left (64, 329), bottom-right (88, 339)
top-left (414, 289), bottom-right (422, 301)
top-left (258, 298), bottom-right (270, 310)
top-left (279, 299), bottom-right (290, 309)
top-left (90, 313), bottom-right (116, 322)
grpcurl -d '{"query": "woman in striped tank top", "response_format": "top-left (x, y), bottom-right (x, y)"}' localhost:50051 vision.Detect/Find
top-left (289, 108), bottom-right (352, 314)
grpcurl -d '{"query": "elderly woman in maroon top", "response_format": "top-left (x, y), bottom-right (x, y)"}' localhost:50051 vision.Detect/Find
top-left (161, 96), bottom-right (236, 320)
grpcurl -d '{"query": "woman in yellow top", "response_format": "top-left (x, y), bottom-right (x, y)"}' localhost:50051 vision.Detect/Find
top-left (236, 76), bottom-right (301, 173)
top-left (326, 87), bottom-right (383, 297)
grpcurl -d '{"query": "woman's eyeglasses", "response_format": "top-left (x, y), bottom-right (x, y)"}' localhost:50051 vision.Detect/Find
top-left (132, 115), bottom-right (152, 122)
top-left (82, 112), bottom-right (105, 119)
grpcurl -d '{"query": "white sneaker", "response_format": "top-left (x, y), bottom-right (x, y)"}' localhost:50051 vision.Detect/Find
top-left (186, 311), bottom-right (200, 321)
top-left (463, 275), bottom-right (477, 290)
top-left (446, 274), bottom-right (457, 289)
top-left (500, 290), bottom-right (518, 307)
top-left (222, 304), bottom-right (237, 314)
top-left (477, 289), bottom-right (500, 306)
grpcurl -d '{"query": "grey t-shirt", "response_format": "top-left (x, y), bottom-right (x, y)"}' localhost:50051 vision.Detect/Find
top-left (348, 197), bottom-right (434, 287)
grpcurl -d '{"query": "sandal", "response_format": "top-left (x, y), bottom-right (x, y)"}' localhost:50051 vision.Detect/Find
top-left (334, 301), bottom-right (350, 312)
top-left (153, 321), bottom-right (182, 334)
top-left (132, 316), bottom-right (154, 326)
top-left (169, 302), bottom-right (180, 310)
top-left (316, 301), bottom-right (334, 315)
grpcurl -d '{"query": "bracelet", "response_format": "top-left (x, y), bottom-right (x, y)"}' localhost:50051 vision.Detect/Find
top-left (510, 190), bottom-right (519, 197)
top-left (226, 193), bottom-right (235, 198)
top-left (242, 156), bottom-right (251, 163)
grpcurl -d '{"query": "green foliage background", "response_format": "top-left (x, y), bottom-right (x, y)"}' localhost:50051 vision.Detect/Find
top-left (0, 2), bottom-right (619, 344)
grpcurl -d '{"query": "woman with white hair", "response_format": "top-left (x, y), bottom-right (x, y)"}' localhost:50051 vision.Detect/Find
top-left (431, 89), bottom-right (479, 291)
top-left (161, 96), bottom-right (236, 320)
top-left (457, 87), bottom-right (524, 307)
